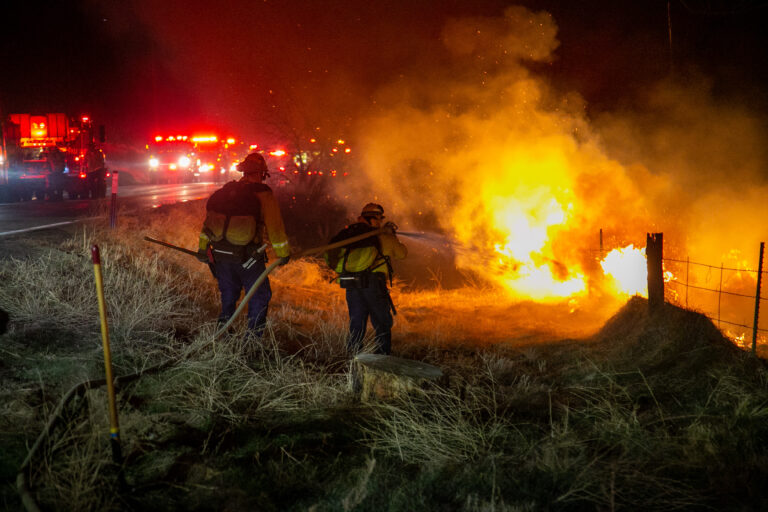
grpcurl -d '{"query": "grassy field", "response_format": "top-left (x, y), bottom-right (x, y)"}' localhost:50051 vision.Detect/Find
top-left (1, 200), bottom-right (767, 511)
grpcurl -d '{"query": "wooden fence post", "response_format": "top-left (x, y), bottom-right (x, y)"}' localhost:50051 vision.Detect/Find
top-left (753, 242), bottom-right (764, 355)
top-left (646, 232), bottom-right (664, 312)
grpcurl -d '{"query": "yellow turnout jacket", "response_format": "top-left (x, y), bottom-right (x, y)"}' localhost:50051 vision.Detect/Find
top-left (199, 180), bottom-right (290, 258)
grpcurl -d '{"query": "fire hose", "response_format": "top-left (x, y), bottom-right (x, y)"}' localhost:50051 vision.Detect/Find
top-left (17, 227), bottom-right (403, 510)
top-left (214, 226), bottom-right (392, 336)
top-left (146, 226), bottom-right (398, 338)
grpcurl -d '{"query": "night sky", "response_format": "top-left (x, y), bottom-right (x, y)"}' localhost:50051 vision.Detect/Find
top-left (2, 0), bottom-right (767, 147)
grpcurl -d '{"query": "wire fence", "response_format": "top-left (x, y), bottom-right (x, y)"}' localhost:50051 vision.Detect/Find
top-left (595, 233), bottom-right (766, 353)
top-left (660, 246), bottom-right (766, 352)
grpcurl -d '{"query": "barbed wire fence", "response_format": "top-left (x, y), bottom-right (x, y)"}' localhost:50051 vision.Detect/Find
top-left (649, 236), bottom-right (766, 354)
top-left (595, 231), bottom-right (766, 354)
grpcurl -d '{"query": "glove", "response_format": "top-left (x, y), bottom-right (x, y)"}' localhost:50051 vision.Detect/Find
top-left (383, 221), bottom-right (399, 233)
top-left (196, 249), bottom-right (208, 263)
top-left (278, 255), bottom-right (291, 266)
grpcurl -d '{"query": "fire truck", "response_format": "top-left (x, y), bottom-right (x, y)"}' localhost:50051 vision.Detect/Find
top-left (146, 135), bottom-right (198, 184)
top-left (147, 134), bottom-right (244, 184)
top-left (191, 135), bottom-right (243, 183)
top-left (0, 113), bottom-right (107, 202)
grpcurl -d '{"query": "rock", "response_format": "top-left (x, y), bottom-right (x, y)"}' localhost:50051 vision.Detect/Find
top-left (353, 354), bottom-right (444, 401)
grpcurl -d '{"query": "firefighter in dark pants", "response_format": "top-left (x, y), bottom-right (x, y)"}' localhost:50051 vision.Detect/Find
top-left (46, 147), bottom-right (66, 201)
top-left (197, 152), bottom-right (291, 336)
top-left (85, 143), bottom-right (107, 198)
top-left (345, 203), bottom-right (407, 355)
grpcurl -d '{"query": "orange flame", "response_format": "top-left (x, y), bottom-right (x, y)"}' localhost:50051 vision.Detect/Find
top-left (601, 245), bottom-right (648, 297)
top-left (487, 191), bottom-right (587, 300)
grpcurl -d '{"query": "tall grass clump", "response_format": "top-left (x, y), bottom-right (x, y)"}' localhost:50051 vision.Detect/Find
top-left (0, 228), bottom-right (206, 372)
top-left (33, 389), bottom-right (122, 512)
top-left (361, 385), bottom-right (507, 465)
top-left (138, 329), bottom-right (351, 427)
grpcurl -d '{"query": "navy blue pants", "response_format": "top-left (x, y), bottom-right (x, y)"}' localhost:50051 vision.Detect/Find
top-left (345, 273), bottom-right (393, 355)
top-left (215, 258), bottom-right (272, 335)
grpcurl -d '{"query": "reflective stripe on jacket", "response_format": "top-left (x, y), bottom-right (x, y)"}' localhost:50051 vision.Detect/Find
top-left (375, 232), bottom-right (407, 278)
top-left (199, 180), bottom-right (290, 257)
top-left (337, 231), bottom-right (407, 278)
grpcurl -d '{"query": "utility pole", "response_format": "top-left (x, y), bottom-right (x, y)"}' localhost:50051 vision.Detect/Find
top-left (667, 1), bottom-right (675, 75)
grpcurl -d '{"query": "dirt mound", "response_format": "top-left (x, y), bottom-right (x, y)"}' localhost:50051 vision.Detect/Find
top-left (591, 296), bottom-right (751, 376)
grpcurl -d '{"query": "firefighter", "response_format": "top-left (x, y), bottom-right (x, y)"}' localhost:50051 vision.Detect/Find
top-left (46, 146), bottom-right (66, 200)
top-left (85, 143), bottom-right (106, 198)
top-left (197, 152), bottom-right (291, 336)
top-left (343, 203), bottom-right (407, 355)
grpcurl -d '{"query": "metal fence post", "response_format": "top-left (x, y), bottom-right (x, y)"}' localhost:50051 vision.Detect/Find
top-left (646, 232), bottom-right (664, 312)
top-left (753, 242), bottom-right (765, 355)
top-left (685, 256), bottom-right (689, 308)
top-left (718, 263), bottom-right (723, 328)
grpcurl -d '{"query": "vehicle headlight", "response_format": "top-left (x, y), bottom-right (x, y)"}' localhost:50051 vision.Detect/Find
top-left (149, 158), bottom-right (159, 168)
top-left (179, 156), bottom-right (191, 168)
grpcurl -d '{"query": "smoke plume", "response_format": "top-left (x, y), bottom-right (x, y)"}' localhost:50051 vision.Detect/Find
top-left (338, 5), bottom-right (767, 304)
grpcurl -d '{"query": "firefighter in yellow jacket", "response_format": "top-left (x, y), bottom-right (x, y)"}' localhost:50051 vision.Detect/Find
top-left (198, 152), bottom-right (290, 336)
top-left (340, 203), bottom-right (407, 355)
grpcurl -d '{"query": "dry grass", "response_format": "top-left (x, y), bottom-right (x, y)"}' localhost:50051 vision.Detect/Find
top-left (32, 389), bottom-right (121, 512)
top-left (360, 385), bottom-right (508, 465)
top-left (144, 330), bottom-right (350, 425)
top-left (2, 201), bottom-right (768, 511)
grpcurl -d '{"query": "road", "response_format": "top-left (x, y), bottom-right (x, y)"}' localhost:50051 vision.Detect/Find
top-left (0, 182), bottom-right (222, 236)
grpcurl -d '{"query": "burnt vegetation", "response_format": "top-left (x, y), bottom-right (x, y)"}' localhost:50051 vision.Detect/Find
top-left (1, 200), bottom-right (767, 511)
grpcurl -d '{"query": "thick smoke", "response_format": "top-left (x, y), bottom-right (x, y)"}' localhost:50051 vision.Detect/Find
top-left (595, 77), bottom-right (768, 264)
top-left (338, 5), bottom-right (767, 303)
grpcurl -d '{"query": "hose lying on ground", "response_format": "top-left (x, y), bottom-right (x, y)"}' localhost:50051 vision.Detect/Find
top-left (213, 226), bottom-right (387, 337)
top-left (16, 226), bottom-right (388, 511)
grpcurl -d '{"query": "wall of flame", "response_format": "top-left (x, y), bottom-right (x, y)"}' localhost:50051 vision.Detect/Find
top-left (334, 6), bottom-right (767, 307)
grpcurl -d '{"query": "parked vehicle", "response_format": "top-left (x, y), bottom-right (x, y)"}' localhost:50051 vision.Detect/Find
top-left (146, 136), bottom-right (197, 184)
top-left (0, 113), bottom-right (107, 201)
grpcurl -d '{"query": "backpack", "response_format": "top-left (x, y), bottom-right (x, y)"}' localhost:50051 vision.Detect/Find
top-left (204, 181), bottom-right (266, 263)
top-left (324, 222), bottom-right (386, 275)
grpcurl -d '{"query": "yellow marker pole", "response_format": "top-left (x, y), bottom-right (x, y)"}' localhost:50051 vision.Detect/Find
top-left (91, 245), bottom-right (123, 464)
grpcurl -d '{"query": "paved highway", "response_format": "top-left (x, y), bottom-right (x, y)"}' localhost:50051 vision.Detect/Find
top-left (0, 182), bottom-right (221, 236)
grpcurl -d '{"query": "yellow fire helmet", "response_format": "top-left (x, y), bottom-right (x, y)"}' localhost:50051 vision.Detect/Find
top-left (361, 202), bottom-right (385, 219)
top-left (237, 152), bottom-right (270, 178)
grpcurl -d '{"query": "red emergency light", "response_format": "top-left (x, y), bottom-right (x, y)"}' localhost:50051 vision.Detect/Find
top-left (31, 120), bottom-right (47, 138)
